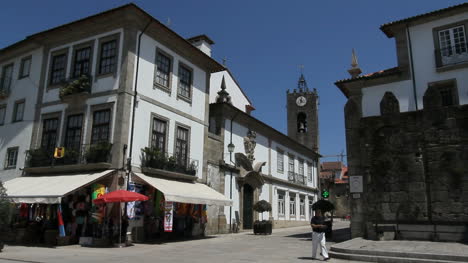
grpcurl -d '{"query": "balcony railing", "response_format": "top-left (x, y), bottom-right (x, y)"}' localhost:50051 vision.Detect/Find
top-left (288, 171), bottom-right (306, 185)
top-left (435, 43), bottom-right (468, 68)
top-left (0, 77), bottom-right (12, 99)
top-left (25, 142), bottom-right (112, 168)
top-left (141, 147), bottom-right (198, 176)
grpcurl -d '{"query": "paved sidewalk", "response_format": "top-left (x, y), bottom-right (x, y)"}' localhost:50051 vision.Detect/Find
top-left (0, 221), bottom-right (355, 263)
top-left (331, 237), bottom-right (468, 262)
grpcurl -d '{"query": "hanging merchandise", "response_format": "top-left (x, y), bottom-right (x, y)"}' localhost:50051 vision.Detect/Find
top-left (154, 191), bottom-right (163, 217)
top-left (92, 184), bottom-right (106, 206)
top-left (164, 201), bottom-right (174, 232)
top-left (92, 184), bottom-right (106, 223)
top-left (201, 205), bottom-right (207, 224)
top-left (127, 182), bottom-right (144, 219)
top-left (57, 205), bottom-right (66, 237)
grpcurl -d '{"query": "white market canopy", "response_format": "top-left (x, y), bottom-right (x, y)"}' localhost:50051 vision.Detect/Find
top-left (4, 170), bottom-right (115, 204)
top-left (133, 173), bottom-right (232, 206)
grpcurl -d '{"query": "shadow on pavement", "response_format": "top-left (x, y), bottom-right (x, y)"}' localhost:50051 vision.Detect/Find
top-left (297, 256), bottom-right (315, 260)
top-left (285, 227), bottom-right (351, 243)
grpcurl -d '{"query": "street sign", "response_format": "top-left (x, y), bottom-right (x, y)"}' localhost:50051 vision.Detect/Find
top-left (349, 176), bottom-right (363, 193)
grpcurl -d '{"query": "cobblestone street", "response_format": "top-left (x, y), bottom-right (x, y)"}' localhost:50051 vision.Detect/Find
top-left (0, 221), bottom-right (359, 263)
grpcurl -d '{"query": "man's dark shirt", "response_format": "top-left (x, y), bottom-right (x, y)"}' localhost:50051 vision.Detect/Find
top-left (311, 216), bottom-right (325, 233)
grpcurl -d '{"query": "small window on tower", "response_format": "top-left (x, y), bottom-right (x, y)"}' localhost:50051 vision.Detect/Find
top-left (297, 112), bottom-right (307, 133)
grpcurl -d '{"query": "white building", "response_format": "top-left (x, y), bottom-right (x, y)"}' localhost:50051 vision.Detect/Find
top-left (1, 3), bottom-right (320, 237)
top-left (0, 42), bottom-right (43, 181)
top-left (1, 4), bottom-right (231, 238)
top-left (206, 73), bottom-right (320, 232)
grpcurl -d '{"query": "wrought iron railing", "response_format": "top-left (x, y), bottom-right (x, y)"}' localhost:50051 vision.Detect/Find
top-left (25, 142), bottom-right (112, 168)
top-left (0, 77), bottom-right (12, 99)
top-left (288, 171), bottom-right (306, 185)
top-left (434, 43), bottom-right (468, 68)
top-left (141, 147), bottom-right (198, 176)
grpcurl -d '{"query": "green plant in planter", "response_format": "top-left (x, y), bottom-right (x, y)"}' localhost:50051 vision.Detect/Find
top-left (59, 75), bottom-right (91, 99)
top-left (141, 147), bottom-right (167, 169)
top-left (27, 148), bottom-right (53, 167)
top-left (253, 200), bottom-right (272, 235)
top-left (61, 149), bottom-right (80, 165)
top-left (186, 161), bottom-right (197, 176)
top-left (166, 156), bottom-right (177, 171)
top-left (85, 142), bottom-right (112, 163)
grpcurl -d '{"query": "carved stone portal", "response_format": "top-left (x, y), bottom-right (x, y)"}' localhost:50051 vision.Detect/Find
top-left (244, 130), bottom-right (257, 163)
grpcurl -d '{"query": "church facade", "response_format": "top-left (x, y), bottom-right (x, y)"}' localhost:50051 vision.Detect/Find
top-left (205, 73), bottom-right (320, 233)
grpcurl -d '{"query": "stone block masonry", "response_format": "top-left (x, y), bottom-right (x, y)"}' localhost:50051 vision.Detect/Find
top-left (349, 103), bottom-right (468, 241)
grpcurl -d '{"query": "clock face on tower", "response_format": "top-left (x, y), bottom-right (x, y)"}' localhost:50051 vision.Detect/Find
top-left (296, 96), bottom-right (307, 107)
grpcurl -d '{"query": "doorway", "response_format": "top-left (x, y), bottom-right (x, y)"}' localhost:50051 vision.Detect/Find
top-left (243, 184), bottom-right (254, 229)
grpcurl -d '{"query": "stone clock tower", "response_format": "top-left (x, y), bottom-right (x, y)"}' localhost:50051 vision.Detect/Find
top-left (287, 74), bottom-right (319, 151)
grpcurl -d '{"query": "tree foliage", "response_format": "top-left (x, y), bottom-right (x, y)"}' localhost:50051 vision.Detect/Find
top-left (253, 200), bottom-right (272, 213)
top-left (0, 180), bottom-right (10, 230)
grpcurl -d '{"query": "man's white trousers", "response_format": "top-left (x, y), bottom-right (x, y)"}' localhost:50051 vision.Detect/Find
top-left (312, 231), bottom-right (328, 259)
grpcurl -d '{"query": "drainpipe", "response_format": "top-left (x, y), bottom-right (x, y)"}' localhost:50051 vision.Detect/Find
top-left (229, 111), bottom-right (239, 232)
top-left (127, 20), bottom-right (152, 187)
top-left (407, 25), bottom-right (419, 111)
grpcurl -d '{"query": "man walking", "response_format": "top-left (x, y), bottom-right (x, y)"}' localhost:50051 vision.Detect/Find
top-left (310, 209), bottom-right (329, 261)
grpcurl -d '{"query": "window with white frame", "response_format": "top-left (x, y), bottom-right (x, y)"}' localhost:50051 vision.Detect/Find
top-left (98, 40), bottom-right (117, 75)
top-left (19, 56), bottom-right (31, 79)
top-left (289, 194), bottom-right (296, 216)
top-left (12, 100), bottom-right (25, 122)
top-left (1, 64), bottom-right (13, 92)
top-left (178, 64), bottom-right (192, 99)
top-left (155, 52), bottom-right (171, 88)
top-left (307, 162), bottom-right (313, 182)
top-left (298, 159), bottom-right (304, 176)
top-left (278, 191), bottom-right (285, 216)
top-left (277, 149), bottom-right (284, 173)
top-left (50, 53), bottom-right (67, 85)
top-left (5, 147), bottom-right (18, 169)
top-left (288, 155), bottom-right (294, 172)
top-left (300, 197), bottom-right (305, 216)
top-left (309, 199), bottom-right (314, 219)
top-left (439, 26), bottom-right (467, 57)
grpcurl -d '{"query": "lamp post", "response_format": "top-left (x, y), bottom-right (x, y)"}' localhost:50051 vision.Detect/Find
top-left (227, 142), bottom-right (235, 232)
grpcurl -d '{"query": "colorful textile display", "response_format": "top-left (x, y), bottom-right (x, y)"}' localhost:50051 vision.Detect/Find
top-left (92, 183), bottom-right (106, 206)
top-left (57, 205), bottom-right (66, 237)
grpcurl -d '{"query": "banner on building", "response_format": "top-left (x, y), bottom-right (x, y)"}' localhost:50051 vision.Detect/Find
top-left (164, 201), bottom-right (174, 232)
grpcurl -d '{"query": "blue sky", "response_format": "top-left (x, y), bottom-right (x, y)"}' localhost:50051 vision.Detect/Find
top-left (1, 0), bottom-right (466, 163)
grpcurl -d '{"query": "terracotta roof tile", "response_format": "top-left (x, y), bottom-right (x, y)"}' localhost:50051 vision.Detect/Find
top-left (380, 3), bottom-right (468, 38)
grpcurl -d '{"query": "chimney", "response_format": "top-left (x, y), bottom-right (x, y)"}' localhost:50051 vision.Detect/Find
top-left (187, 34), bottom-right (214, 57)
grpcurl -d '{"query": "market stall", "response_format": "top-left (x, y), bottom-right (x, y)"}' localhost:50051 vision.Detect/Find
top-left (4, 170), bottom-right (116, 246)
top-left (130, 173), bottom-right (232, 241)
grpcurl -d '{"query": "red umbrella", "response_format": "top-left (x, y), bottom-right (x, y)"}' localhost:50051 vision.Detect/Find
top-left (93, 190), bottom-right (148, 247)
top-left (93, 190), bottom-right (149, 204)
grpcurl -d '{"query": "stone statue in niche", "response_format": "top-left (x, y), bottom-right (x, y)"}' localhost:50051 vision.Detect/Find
top-left (380, 91), bottom-right (400, 115)
top-left (243, 130), bottom-right (257, 163)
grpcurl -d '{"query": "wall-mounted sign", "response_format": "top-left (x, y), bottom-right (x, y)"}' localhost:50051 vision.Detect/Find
top-left (349, 176), bottom-right (363, 193)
